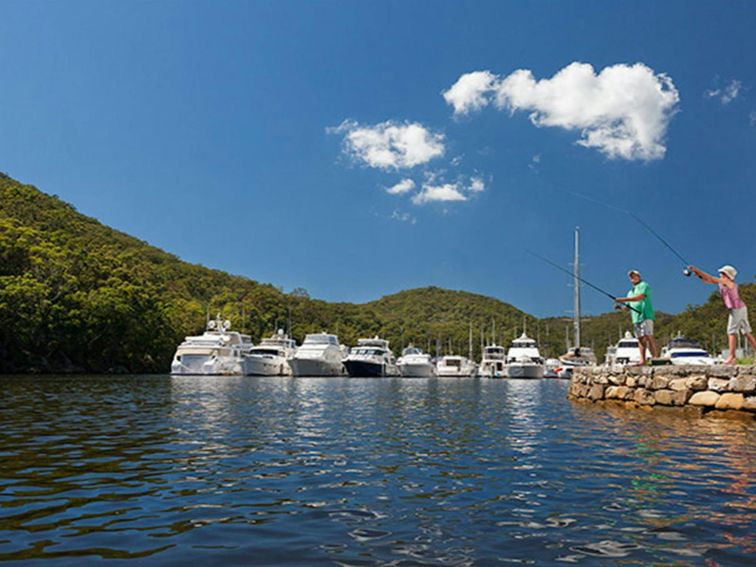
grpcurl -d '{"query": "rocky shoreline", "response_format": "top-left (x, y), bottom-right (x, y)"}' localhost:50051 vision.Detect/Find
top-left (569, 365), bottom-right (756, 419)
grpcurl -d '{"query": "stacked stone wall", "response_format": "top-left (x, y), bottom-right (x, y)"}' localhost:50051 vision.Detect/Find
top-left (569, 365), bottom-right (756, 418)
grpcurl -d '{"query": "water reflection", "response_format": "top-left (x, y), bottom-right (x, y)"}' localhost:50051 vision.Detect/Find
top-left (0, 375), bottom-right (753, 564)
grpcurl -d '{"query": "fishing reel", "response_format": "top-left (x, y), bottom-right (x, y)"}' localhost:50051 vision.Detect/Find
top-left (682, 268), bottom-right (692, 277)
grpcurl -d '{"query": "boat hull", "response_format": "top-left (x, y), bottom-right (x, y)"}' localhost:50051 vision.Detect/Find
top-left (344, 360), bottom-right (396, 378)
top-left (478, 362), bottom-right (506, 379)
top-left (505, 364), bottom-right (545, 379)
top-left (289, 358), bottom-right (344, 377)
top-left (399, 362), bottom-right (436, 378)
top-left (242, 356), bottom-right (291, 376)
top-left (171, 356), bottom-right (241, 376)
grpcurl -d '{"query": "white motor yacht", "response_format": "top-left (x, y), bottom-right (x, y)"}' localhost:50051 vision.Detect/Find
top-left (504, 333), bottom-right (545, 379)
top-left (171, 315), bottom-right (253, 375)
top-left (241, 329), bottom-right (297, 376)
top-left (344, 337), bottom-right (399, 377)
top-left (289, 332), bottom-right (346, 377)
top-left (397, 346), bottom-right (436, 377)
top-left (478, 345), bottom-right (507, 378)
top-left (662, 334), bottom-right (715, 366)
top-left (607, 332), bottom-right (648, 366)
top-left (436, 355), bottom-right (477, 378)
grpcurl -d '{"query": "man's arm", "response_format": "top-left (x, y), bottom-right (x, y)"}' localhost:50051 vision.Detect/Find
top-left (616, 294), bottom-right (646, 303)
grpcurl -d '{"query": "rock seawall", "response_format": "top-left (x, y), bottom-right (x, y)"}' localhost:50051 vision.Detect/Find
top-left (569, 366), bottom-right (756, 418)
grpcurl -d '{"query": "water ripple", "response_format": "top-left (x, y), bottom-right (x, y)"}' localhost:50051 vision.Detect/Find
top-left (0, 375), bottom-right (754, 564)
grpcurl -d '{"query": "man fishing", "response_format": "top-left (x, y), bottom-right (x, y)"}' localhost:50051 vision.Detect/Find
top-left (615, 270), bottom-right (658, 365)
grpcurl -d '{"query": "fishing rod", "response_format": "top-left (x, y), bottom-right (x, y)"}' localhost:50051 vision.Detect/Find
top-left (526, 249), bottom-right (642, 314)
top-left (567, 190), bottom-right (692, 277)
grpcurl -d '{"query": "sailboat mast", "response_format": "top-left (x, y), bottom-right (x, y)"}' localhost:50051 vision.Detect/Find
top-left (468, 321), bottom-right (473, 360)
top-left (573, 226), bottom-right (581, 349)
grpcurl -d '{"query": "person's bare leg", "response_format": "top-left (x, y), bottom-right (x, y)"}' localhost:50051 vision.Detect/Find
top-left (745, 332), bottom-right (756, 355)
top-left (646, 335), bottom-right (659, 359)
top-left (637, 336), bottom-right (647, 365)
top-left (724, 334), bottom-right (737, 365)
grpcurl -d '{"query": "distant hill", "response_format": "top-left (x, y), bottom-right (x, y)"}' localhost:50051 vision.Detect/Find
top-left (1, 173), bottom-right (752, 372)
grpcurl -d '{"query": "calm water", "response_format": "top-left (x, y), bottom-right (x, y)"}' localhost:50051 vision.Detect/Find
top-left (0, 376), bottom-right (754, 566)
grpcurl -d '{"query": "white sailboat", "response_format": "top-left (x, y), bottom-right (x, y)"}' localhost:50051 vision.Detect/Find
top-left (558, 227), bottom-right (597, 368)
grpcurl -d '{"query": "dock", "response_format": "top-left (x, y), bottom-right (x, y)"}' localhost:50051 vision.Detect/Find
top-left (569, 365), bottom-right (756, 419)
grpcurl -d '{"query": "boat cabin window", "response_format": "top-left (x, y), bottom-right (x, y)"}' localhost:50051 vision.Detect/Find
top-left (306, 335), bottom-right (337, 345)
top-left (355, 348), bottom-right (384, 356)
top-left (618, 341), bottom-right (637, 348)
top-left (252, 348), bottom-right (281, 356)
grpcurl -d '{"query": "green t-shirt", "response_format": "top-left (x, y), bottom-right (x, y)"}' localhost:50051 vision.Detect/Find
top-left (628, 281), bottom-right (655, 324)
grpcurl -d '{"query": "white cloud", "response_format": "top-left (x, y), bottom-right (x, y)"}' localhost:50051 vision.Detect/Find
top-left (444, 62), bottom-right (680, 161)
top-left (391, 210), bottom-right (416, 224)
top-left (468, 176), bottom-right (486, 193)
top-left (329, 119), bottom-right (445, 170)
top-left (706, 80), bottom-right (741, 105)
top-left (442, 71), bottom-right (498, 115)
top-left (386, 178), bottom-right (415, 195)
top-left (411, 182), bottom-right (468, 205)
top-left (529, 154), bottom-right (541, 172)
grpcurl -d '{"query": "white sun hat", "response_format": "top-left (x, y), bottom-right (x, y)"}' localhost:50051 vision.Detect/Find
top-left (718, 265), bottom-right (737, 280)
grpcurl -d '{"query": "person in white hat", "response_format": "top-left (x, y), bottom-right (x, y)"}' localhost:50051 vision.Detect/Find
top-left (689, 264), bottom-right (756, 365)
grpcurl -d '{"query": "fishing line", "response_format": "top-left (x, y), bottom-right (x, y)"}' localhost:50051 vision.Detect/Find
top-left (526, 249), bottom-right (641, 314)
top-left (567, 189), bottom-right (692, 276)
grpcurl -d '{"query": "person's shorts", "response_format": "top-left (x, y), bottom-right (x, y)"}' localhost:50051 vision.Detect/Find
top-left (727, 307), bottom-right (752, 335)
top-left (633, 320), bottom-right (654, 338)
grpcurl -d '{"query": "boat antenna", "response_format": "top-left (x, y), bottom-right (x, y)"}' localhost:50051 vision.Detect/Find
top-left (526, 249), bottom-right (641, 314)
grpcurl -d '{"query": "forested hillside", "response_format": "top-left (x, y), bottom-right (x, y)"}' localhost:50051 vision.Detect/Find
top-left (0, 174), bottom-right (752, 372)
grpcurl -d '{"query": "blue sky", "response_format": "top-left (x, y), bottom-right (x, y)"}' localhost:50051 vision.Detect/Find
top-left (1, 1), bottom-right (755, 317)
